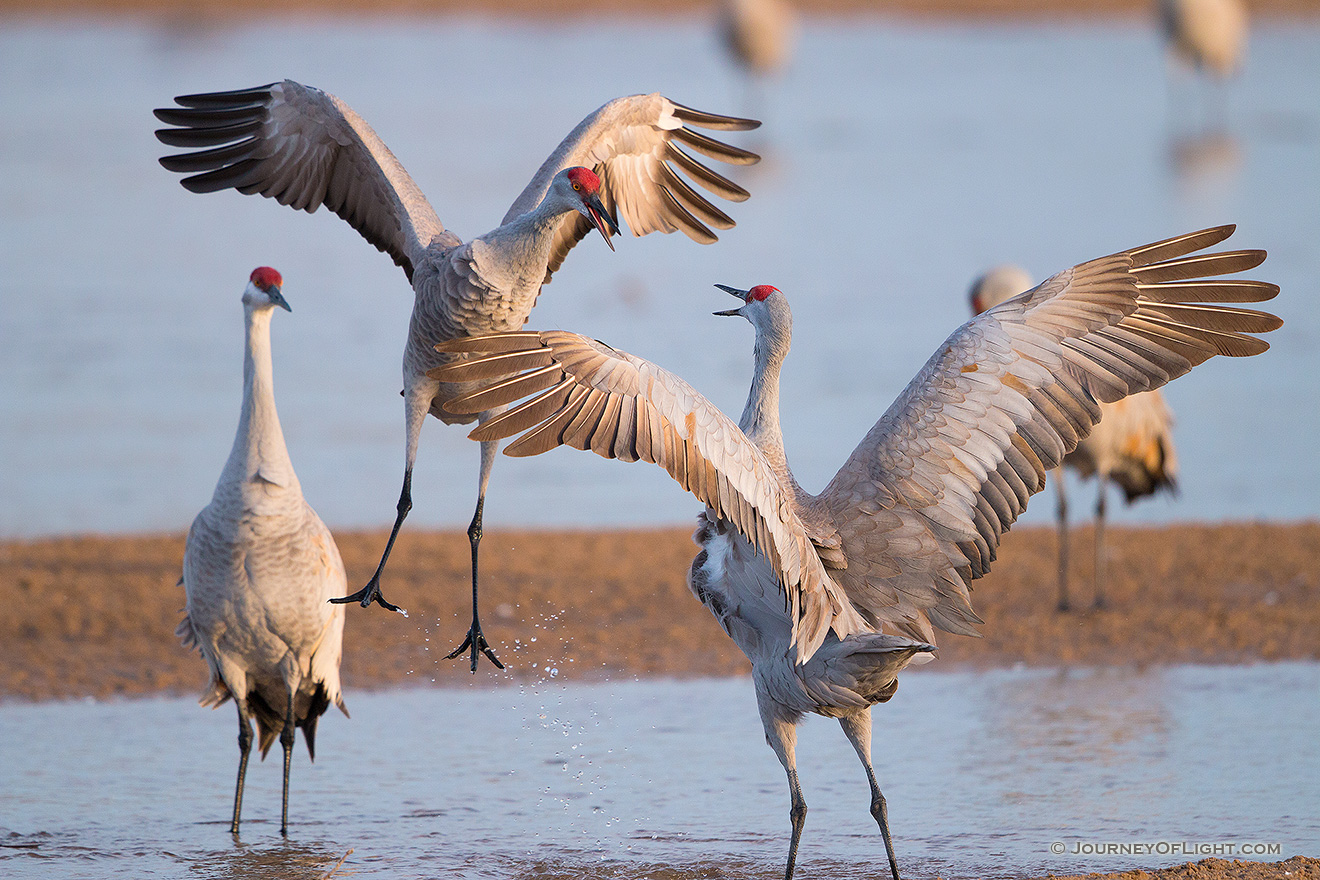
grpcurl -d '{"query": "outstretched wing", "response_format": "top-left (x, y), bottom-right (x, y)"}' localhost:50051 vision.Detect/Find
top-left (820, 225), bottom-right (1280, 643)
top-left (154, 80), bottom-right (455, 282)
top-left (429, 331), bottom-right (867, 663)
top-left (501, 93), bottom-right (760, 285)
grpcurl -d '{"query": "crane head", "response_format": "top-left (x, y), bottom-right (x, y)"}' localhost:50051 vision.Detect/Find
top-left (968, 264), bottom-right (1032, 317)
top-left (713, 283), bottom-right (779, 316)
top-left (246, 266), bottom-right (291, 312)
top-left (563, 166), bottom-right (620, 251)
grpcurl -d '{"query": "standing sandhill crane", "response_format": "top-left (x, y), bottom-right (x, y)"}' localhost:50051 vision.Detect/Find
top-left (155, 81), bottom-right (760, 671)
top-left (178, 268), bottom-right (348, 836)
top-left (970, 265), bottom-right (1179, 611)
top-left (720, 0), bottom-right (797, 77)
top-left (431, 226), bottom-right (1279, 880)
top-left (1160, 0), bottom-right (1248, 80)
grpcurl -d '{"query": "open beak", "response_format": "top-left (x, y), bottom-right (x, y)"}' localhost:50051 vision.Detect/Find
top-left (713, 283), bottom-right (748, 316)
top-left (585, 193), bottom-right (619, 251)
top-left (269, 286), bottom-right (292, 312)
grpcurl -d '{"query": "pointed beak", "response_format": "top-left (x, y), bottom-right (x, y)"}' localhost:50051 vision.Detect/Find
top-left (269, 286), bottom-right (291, 312)
top-left (584, 193), bottom-right (619, 251)
top-left (713, 283), bottom-right (747, 316)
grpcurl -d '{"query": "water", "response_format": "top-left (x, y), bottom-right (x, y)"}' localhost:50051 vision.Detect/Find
top-left (0, 17), bottom-right (1318, 538)
top-left (1, 663), bottom-right (1316, 879)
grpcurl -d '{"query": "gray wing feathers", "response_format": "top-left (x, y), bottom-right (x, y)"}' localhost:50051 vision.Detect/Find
top-left (156, 80), bottom-right (451, 281)
top-left (433, 332), bottom-right (865, 662)
top-left (500, 93), bottom-right (758, 285)
top-left (821, 224), bottom-right (1279, 644)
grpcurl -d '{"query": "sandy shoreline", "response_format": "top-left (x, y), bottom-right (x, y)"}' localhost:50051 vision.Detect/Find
top-left (4, 523), bottom-right (1316, 880)
top-left (2, 521), bottom-right (1316, 702)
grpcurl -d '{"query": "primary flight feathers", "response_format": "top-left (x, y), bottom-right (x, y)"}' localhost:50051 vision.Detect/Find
top-left (155, 80), bottom-right (760, 284)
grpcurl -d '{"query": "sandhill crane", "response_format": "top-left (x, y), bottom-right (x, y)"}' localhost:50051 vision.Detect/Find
top-left (431, 226), bottom-right (1278, 880)
top-left (155, 81), bottom-right (760, 671)
top-left (970, 265), bottom-right (1179, 611)
top-left (178, 268), bottom-right (348, 836)
top-left (720, 0), bottom-right (797, 77)
top-left (1160, 0), bottom-right (1248, 79)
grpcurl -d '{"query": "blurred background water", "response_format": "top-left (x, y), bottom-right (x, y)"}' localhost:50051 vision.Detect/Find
top-left (1, 16), bottom-right (1317, 539)
top-left (3, 664), bottom-right (1316, 879)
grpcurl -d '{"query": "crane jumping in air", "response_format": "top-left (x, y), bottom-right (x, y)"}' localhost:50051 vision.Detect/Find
top-left (970, 264), bottom-right (1179, 611)
top-left (156, 80), bottom-right (760, 671)
top-left (431, 226), bottom-right (1279, 880)
top-left (178, 268), bottom-right (348, 837)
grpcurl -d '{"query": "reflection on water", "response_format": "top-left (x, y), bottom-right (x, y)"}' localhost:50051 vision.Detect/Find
top-left (1, 664), bottom-right (1316, 879)
top-left (0, 19), bottom-right (1317, 538)
top-left (1170, 128), bottom-right (1243, 187)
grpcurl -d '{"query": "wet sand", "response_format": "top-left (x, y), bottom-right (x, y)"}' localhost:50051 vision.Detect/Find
top-left (3, 520), bottom-right (1317, 703)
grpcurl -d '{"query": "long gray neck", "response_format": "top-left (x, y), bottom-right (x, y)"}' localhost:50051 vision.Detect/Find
top-left (218, 305), bottom-right (297, 494)
top-left (739, 316), bottom-right (790, 477)
top-left (476, 191), bottom-right (575, 281)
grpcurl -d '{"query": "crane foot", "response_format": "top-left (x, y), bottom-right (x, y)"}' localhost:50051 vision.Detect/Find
top-left (446, 621), bottom-right (504, 672)
top-left (330, 580), bottom-right (408, 616)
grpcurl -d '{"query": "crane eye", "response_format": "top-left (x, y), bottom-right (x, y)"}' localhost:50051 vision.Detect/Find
top-left (572, 183), bottom-right (581, 191)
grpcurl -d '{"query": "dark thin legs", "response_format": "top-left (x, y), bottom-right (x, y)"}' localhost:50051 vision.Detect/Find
top-left (863, 763), bottom-right (901, 880)
top-left (1055, 469), bottom-right (1072, 612)
top-left (1093, 475), bottom-right (1108, 609)
top-left (784, 767), bottom-right (807, 880)
top-left (331, 467), bottom-right (410, 615)
top-left (445, 495), bottom-right (503, 671)
top-left (279, 690), bottom-right (296, 837)
top-left (231, 702), bottom-right (253, 836)
top-left (839, 710), bottom-right (902, 880)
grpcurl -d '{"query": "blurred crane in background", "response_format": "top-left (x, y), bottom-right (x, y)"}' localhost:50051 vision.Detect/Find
top-left (720, 0), bottom-right (796, 77)
top-left (971, 264), bottom-right (1179, 611)
top-left (1160, 0), bottom-right (1249, 80)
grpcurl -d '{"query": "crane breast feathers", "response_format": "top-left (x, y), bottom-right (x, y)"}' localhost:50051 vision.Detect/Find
top-left (500, 94), bottom-right (760, 285)
top-left (431, 331), bottom-right (863, 663)
top-left (820, 225), bottom-right (1279, 641)
top-left (155, 80), bottom-right (450, 281)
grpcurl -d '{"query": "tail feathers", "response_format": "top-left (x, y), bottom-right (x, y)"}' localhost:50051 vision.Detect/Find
top-left (249, 680), bottom-right (340, 761)
top-left (178, 615), bottom-right (236, 710)
top-left (805, 632), bottom-right (934, 710)
top-left (299, 682), bottom-right (333, 761)
top-left (822, 633), bottom-right (935, 702)
top-left (175, 613), bottom-right (199, 651)
top-left (1115, 433), bottom-right (1179, 502)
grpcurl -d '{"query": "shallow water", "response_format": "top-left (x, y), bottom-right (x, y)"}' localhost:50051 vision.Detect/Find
top-left (0, 17), bottom-right (1318, 539)
top-left (2, 664), bottom-right (1316, 879)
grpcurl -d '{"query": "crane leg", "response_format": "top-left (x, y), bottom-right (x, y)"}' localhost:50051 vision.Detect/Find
top-left (759, 697), bottom-right (807, 880)
top-left (331, 467), bottom-right (409, 615)
top-left (1093, 475), bottom-right (1108, 609)
top-left (1055, 468), bottom-right (1071, 612)
top-left (446, 439), bottom-right (504, 672)
top-left (231, 700), bottom-right (254, 836)
top-left (784, 766), bottom-right (808, 880)
top-left (279, 689), bottom-right (296, 837)
top-left (840, 710), bottom-right (902, 880)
